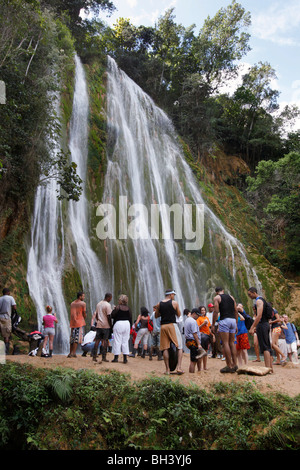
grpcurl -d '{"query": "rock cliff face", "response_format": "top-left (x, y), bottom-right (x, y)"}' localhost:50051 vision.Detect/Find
top-left (201, 150), bottom-right (251, 186)
top-left (182, 142), bottom-right (295, 316)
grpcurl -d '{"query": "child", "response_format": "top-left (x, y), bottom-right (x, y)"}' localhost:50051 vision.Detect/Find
top-left (42, 305), bottom-right (58, 357)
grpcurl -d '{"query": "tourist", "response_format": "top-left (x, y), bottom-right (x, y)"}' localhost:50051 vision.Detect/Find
top-left (211, 287), bottom-right (238, 373)
top-left (197, 306), bottom-right (213, 370)
top-left (0, 288), bottom-right (17, 355)
top-left (282, 314), bottom-right (299, 363)
top-left (111, 294), bottom-right (132, 363)
top-left (251, 306), bottom-right (261, 362)
top-left (81, 327), bottom-right (98, 356)
top-left (184, 308), bottom-right (207, 373)
top-left (278, 318), bottom-right (288, 365)
top-left (154, 289), bottom-right (184, 375)
top-left (129, 307), bottom-right (151, 358)
top-left (270, 308), bottom-right (285, 364)
top-left (149, 310), bottom-right (163, 361)
top-left (206, 303), bottom-right (214, 323)
top-left (42, 305), bottom-right (58, 357)
top-left (183, 308), bottom-right (191, 318)
top-left (92, 293), bottom-right (112, 363)
top-left (247, 287), bottom-right (273, 372)
top-left (68, 291), bottom-right (86, 358)
top-left (236, 303), bottom-right (250, 367)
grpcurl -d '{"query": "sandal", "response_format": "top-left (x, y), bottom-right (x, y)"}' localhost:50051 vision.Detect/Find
top-left (220, 366), bottom-right (235, 373)
top-left (176, 370), bottom-right (184, 375)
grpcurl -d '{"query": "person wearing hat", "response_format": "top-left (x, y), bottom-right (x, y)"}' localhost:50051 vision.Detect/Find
top-left (185, 308), bottom-right (207, 373)
top-left (154, 289), bottom-right (184, 375)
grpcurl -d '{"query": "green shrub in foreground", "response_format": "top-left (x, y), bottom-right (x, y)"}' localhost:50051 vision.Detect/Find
top-left (0, 363), bottom-right (299, 450)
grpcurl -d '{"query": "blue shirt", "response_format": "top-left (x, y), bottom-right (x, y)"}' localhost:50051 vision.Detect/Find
top-left (237, 315), bottom-right (248, 335)
top-left (285, 323), bottom-right (297, 344)
top-left (150, 312), bottom-right (161, 333)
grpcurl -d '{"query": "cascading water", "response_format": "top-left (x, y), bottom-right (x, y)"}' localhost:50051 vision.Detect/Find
top-left (67, 55), bottom-right (107, 314)
top-left (26, 98), bottom-right (70, 353)
top-left (98, 56), bottom-right (261, 313)
top-left (26, 56), bottom-right (108, 353)
top-left (26, 54), bottom-right (261, 353)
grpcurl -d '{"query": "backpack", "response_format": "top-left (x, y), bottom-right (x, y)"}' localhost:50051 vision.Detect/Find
top-left (239, 310), bottom-right (254, 330)
top-left (147, 318), bottom-right (153, 332)
top-left (256, 297), bottom-right (274, 320)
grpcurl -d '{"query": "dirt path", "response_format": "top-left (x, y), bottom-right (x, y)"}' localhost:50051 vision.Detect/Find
top-left (6, 352), bottom-right (300, 398)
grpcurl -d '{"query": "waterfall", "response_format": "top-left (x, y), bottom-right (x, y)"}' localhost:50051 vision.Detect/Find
top-left (99, 56), bottom-right (261, 313)
top-left (67, 55), bottom-right (107, 314)
top-left (26, 54), bottom-right (261, 353)
top-left (26, 97), bottom-right (70, 353)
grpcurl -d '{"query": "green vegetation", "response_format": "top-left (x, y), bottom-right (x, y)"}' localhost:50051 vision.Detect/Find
top-left (0, 363), bottom-right (299, 450)
top-left (246, 152), bottom-right (300, 274)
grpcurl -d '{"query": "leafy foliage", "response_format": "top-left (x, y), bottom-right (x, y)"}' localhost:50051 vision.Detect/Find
top-left (0, 0), bottom-right (81, 212)
top-left (246, 152), bottom-right (300, 272)
top-left (0, 363), bottom-right (299, 450)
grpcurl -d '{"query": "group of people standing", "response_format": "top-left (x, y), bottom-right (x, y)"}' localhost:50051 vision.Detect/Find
top-left (1, 284), bottom-right (299, 377)
top-left (64, 285), bottom-right (299, 375)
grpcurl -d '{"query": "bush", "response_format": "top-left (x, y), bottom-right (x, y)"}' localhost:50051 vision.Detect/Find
top-left (0, 362), bottom-right (299, 450)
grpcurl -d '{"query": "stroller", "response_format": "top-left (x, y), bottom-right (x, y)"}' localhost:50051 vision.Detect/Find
top-left (11, 311), bottom-right (44, 356)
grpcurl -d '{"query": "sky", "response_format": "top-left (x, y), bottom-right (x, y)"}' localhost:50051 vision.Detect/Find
top-left (93, 0), bottom-right (300, 131)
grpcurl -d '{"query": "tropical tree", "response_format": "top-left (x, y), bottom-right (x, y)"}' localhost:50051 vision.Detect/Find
top-left (246, 152), bottom-right (300, 272)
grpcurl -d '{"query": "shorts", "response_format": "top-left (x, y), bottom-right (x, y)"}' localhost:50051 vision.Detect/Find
top-left (286, 342), bottom-right (297, 354)
top-left (218, 318), bottom-right (237, 334)
top-left (256, 321), bottom-right (271, 354)
top-left (236, 333), bottom-right (250, 350)
top-left (44, 327), bottom-right (55, 336)
top-left (160, 323), bottom-right (183, 351)
top-left (134, 327), bottom-right (150, 347)
top-left (201, 333), bottom-right (210, 351)
top-left (186, 339), bottom-right (199, 362)
top-left (0, 317), bottom-right (12, 339)
top-left (272, 327), bottom-right (281, 335)
top-left (70, 326), bottom-right (84, 344)
top-left (95, 328), bottom-right (111, 340)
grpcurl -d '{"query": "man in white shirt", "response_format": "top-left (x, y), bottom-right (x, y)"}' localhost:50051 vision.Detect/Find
top-left (81, 327), bottom-right (97, 356)
top-left (0, 288), bottom-right (16, 354)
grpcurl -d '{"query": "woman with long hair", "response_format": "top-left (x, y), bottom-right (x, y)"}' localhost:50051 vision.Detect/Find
top-left (129, 306), bottom-right (151, 358)
top-left (111, 294), bottom-right (132, 364)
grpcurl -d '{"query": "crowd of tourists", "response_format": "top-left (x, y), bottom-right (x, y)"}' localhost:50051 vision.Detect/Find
top-left (0, 285), bottom-right (299, 375)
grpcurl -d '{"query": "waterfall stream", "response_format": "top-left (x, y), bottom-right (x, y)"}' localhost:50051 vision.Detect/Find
top-left (26, 55), bottom-right (261, 353)
top-left (26, 97), bottom-right (70, 353)
top-left (101, 56), bottom-right (261, 312)
top-left (67, 55), bottom-right (106, 314)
